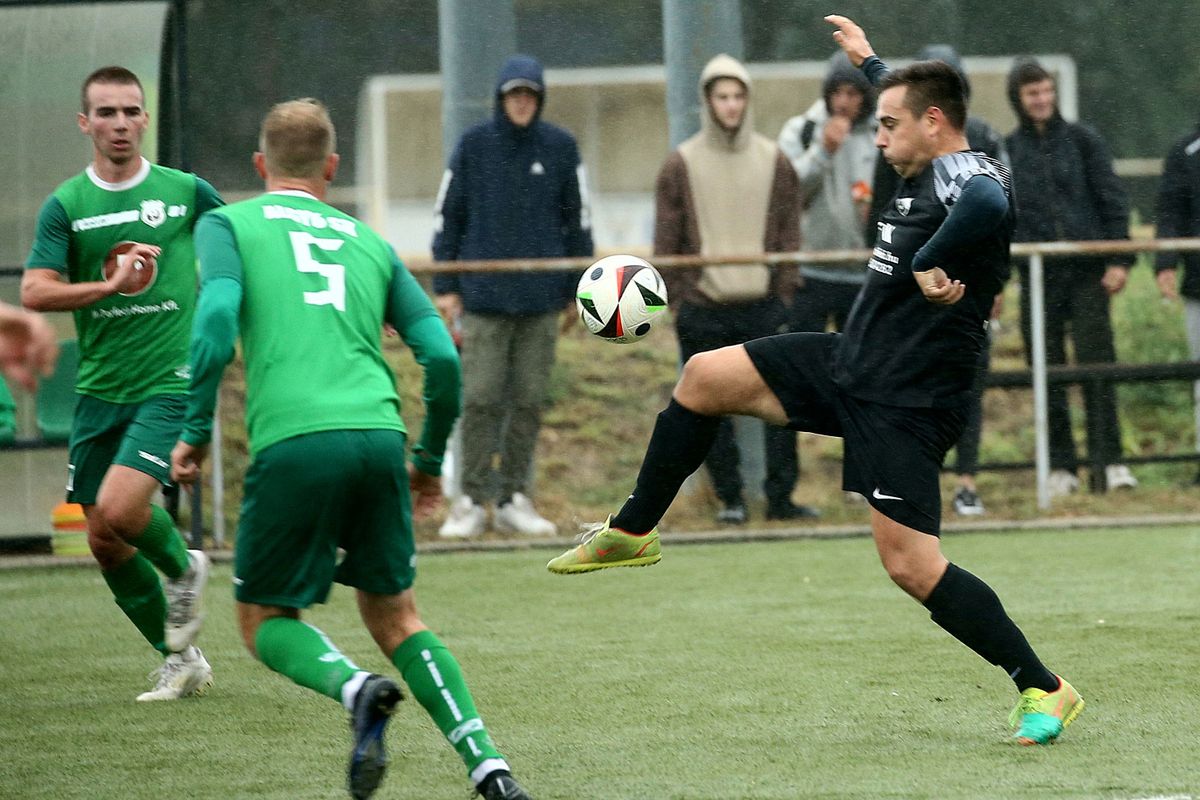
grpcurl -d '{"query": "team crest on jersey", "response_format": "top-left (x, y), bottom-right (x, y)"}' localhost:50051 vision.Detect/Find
top-left (140, 199), bottom-right (167, 228)
top-left (895, 198), bottom-right (913, 216)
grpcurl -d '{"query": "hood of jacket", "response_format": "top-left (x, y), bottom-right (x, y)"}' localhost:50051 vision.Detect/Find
top-left (1006, 56), bottom-right (1063, 130)
top-left (822, 51), bottom-right (874, 124)
top-left (698, 53), bottom-right (756, 152)
top-left (494, 54), bottom-right (545, 133)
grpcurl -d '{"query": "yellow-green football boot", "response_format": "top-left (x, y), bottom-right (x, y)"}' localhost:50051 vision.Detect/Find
top-left (1009, 675), bottom-right (1085, 745)
top-left (546, 517), bottom-right (661, 574)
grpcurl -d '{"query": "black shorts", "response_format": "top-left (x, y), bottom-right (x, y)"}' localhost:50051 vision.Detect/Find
top-left (744, 333), bottom-right (967, 535)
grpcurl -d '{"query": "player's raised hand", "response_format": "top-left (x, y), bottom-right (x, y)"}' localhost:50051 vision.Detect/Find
top-left (913, 267), bottom-right (965, 305)
top-left (824, 15), bottom-right (875, 67)
top-left (408, 463), bottom-right (444, 520)
top-left (171, 439), bottom-right (208, 485)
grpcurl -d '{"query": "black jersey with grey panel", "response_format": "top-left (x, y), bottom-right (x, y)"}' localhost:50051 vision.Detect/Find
top-left (833, 151), bottom-right (1014, 408)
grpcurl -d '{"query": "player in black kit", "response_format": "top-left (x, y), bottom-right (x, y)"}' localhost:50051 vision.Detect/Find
top-left (547, 14), bottom-right (1082, 746)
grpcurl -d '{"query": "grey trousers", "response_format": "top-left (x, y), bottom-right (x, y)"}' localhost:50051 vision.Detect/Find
top-left (459, 310), bottom-right (559, 503)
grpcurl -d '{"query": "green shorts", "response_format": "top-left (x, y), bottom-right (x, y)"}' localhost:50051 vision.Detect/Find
top-left (234, 428), bottom-right (416, 608)
top-left (67, 394), bottom-right (186, 504)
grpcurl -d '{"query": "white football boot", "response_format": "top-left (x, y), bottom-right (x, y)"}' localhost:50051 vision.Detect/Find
top-left (137, 646), bottom-right (213, 702)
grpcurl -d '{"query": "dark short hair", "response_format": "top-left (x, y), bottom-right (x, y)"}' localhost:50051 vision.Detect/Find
top-left (878, 60), bottom-right (967, 130)
top-left (81, 66), bottom-right (144, 113)
top-left (1009, 58), bottom-right (1054, 91)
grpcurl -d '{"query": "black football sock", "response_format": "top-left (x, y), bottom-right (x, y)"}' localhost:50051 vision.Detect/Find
top-left (924, 563), bottom-right (1059, 693)
top-left (611, 398), bottom-right (720, 534)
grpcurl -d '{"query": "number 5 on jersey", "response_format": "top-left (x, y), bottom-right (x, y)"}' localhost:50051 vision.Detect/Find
top-left (289, 230), bottom-right (346, 311)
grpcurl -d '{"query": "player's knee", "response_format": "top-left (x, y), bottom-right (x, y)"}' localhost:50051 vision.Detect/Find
top-left (676, 351), bottom-right (724, 412)
top-left (94, 494), bottom-right (145, 538)
top-left (879, 551), bottom-right (941, 600)
top-left (86, 524), bottom-right (130, 570)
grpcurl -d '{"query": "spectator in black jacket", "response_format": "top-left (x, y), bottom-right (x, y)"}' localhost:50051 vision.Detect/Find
top-left (432, 54), bottom-right (593, 538)
top-left (1006, 57), bottom-right (1135, 496)
top-left (1154, 121), bottom-right (1200, 478)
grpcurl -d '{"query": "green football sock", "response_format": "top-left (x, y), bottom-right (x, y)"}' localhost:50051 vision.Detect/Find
top-left (393, 630), bottom-right (506, 779)
top-left (255, 617), bottom-right (360, 701)
top-left (102, 553), bottom-right (168, 655)
top-left (131, 504), bottom-right (189, 580)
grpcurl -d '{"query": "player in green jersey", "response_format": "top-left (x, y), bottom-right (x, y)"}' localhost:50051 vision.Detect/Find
top-left (170, 98), bottom-right (533, 800)
top-left (22, 67), bottom-right (222, 701)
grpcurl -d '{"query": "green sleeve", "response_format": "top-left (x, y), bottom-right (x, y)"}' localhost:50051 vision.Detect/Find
top-left (24, 196), bottom-right (71, 273)
top-left (385, 249), bottom-right (461, 475)
top-left (181, 214), bottom-right (243, 446)
top-left (193, 177), bottom-right (225, 216)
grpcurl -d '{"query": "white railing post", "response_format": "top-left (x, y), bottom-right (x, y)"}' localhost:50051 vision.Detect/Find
top-left (211, 403), bottom-right (226, 548)
top-left (1029, 251), bottom-right (1051, 510)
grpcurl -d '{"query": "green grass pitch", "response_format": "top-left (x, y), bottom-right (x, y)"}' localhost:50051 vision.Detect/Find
top-left (2, 525), bottom-right (1197, 799)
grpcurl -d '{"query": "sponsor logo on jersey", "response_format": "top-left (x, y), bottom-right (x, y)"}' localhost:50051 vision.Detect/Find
top-left (895, 198), bottom-right (912, 215)
top-left (530, 161), bottom-right (545, 175)
top-left (140, 199), bottom-right (167, 228)
top-left (72, 209), bottom-right (140, 231)
top-left (879, 222), bottom-right (896, 244)
top-left (868, 246), bottom-right (898, 276)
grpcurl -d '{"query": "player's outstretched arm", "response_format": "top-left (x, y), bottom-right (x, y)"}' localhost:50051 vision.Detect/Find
top-left (825, 15), bottom-right (875, 67)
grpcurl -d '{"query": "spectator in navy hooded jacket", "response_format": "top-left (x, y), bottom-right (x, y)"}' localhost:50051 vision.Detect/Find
top-left (432, 54), bottom-right (593, 539)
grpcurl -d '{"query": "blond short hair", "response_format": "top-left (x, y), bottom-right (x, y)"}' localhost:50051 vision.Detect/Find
top-left (259, 98), bottom-right (336, 179)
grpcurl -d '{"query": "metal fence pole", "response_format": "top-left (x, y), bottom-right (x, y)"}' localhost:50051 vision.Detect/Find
top-left (211, 406), bottom-right (225, 548)
top-left (1029, 252), bottom-right (1051, 509)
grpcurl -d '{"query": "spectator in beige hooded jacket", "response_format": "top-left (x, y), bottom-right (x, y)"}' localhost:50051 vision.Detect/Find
top-left (653, 53), bottom-right (816, 524)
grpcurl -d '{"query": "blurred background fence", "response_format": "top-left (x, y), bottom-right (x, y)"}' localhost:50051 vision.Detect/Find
top-left (4, 0), bottom-right (1200, 545)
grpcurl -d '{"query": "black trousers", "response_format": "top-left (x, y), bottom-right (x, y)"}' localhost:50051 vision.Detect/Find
top-left (952, 340), bottom-right (991, 476)
top-left (675, 299), bottom-right (797, 508)
top-left (1018, 258), bottom-right (1123, 471)
top-left (789, 276), bottom-right (861, 335)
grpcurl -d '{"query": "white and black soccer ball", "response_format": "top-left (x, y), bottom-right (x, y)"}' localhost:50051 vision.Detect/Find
top-left (575, 255), bottom-right (668, 344)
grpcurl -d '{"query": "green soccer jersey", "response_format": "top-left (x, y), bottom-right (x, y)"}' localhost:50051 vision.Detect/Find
top-left (190, 191), bottom-right (456, 458)
top-left (25, 158), bottom-right (224, 403)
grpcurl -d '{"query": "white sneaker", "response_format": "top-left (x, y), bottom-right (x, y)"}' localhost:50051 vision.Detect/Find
top-left (494, 492), bottom-right (557, 536)
top-left (1106, 463), bottom-right (1138, 490)
top-left (439, 496), bottom-right (486, 538)
top-left (137, 646), bottom-right (213, 702)
top-left (1046, 469), bottom-right (1080, 498)
top-left (165, 549), bottom-right (209, 652)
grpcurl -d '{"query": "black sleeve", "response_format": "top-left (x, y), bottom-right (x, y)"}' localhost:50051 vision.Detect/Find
top-left (1078, 124), bottom-right (1133, 265)
top-left (1155, 139), bottom-right (1190, 272)
top-left (860, 55), bottom-right (891, 87)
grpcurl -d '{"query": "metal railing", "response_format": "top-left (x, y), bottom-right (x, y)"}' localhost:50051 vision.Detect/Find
top-left (409, 237), bottom-right (1200, 510)
top-left (5, 237), bottom-right (1200, 528)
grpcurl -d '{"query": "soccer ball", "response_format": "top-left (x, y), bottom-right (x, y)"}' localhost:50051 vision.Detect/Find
top-left (575, 255), bottom-right (668, 344)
